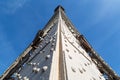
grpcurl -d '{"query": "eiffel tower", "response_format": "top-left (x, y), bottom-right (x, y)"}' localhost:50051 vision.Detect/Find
top-left (0, 5), bottom-right (120, 80)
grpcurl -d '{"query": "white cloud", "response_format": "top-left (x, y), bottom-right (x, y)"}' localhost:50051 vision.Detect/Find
top-left (84, 0), bottom-right (120, 28)
top-left (0, 0), bottom-right (30, 14)
top-left (97, 0), bottom-right (120, 18)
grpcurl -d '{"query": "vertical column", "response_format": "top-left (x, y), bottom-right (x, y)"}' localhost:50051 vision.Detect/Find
top-left (49, 20), bottom-right (60, 80)
top-left (58, 8), bottom-right (67, 80)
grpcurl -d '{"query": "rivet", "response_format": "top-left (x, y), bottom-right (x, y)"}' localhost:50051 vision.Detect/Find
top-left (68, 55), bottom-right (72, 59)
top-left (52, 43), bottom-right (55, 46)
top-left (79, 68), bottom-right (83, 73)
top-left (65, 44), bottom-right (68, 47)
top-left (37, 68), bottom-right (40, 72)
top-left (33, 67), bottom-right (37, 72)
top-left (71, 67), bottom-right (76, 72)
top-left (33, 67), bottom-right (40, 73)
top-left (43, 50), bottom-right (45, 53)
top-left (39, 45), bottom-right (42, 48)
top-left (82, 68), bottom-right (86, 72)
top-left (53, 39), bottom-right (55, 42)
top-left (23, 76), bottom-right (29, 80)
top-left (30, 62), bottom-right (33, 65)
top-left (37, 63), bottom-right (39, 65)
top-left (46, 55), bottom-right (51, 59)
top-left (84, 63), bottom-right (87, 66)
top-left (17, 73), bottom-right (20, 77)
top-left (42, 66), bottom-right (48, 72)
top-left (50, 38), bottom-right (53, 42)
top-left (40, 51), bottom-right (43, 54)
top-left (50, 48), bottom-right (54, 51)
top-left (45, 41), bottom-right (48, 44)
top-left (18, 76), bottom-right (22, 79)
top-left (39, 37), bottom-right (44, 40)
top-left (74, 50), bottom-right (76, 53)
top-left (66, 49), bottom-right (69, 52)
top-left (14, 73), bottom-right (18, 76)
top-left (33, 63), bottom-right (36, 66)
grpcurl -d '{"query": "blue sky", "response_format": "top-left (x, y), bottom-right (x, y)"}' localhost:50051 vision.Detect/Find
top-left (0, 0), bottom-right (120, 76)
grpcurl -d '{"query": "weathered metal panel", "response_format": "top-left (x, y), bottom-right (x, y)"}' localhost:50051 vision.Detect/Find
top-left (61, 19), bottom-right (105, 80)
top-left (1, 5), bottom-right (119, 80)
